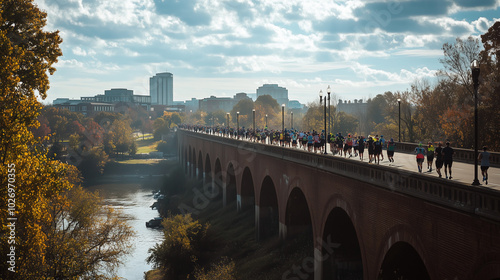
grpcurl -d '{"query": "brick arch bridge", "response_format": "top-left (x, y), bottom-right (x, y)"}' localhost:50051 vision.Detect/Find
top-left (178, 130), bottom-right (500, 280)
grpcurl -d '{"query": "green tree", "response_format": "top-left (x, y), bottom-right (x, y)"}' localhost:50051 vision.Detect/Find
top-left (301, 101), bottom-right (323, 132)
top-left (254, 95), bottom-right (281, 129)
top-left (153, 112), bottom-right (182, 140)
top-left (156, 140), bottom-right (169, 154)
top-left (230, 99), bottom-right (254, 128)
top-left (110, 119), bottom-right (134, 155)
top-left (204, 110), bottom-right (227, 127)
top-left (147, 214), bottom-right (210, 279)
top-left (77, 147), bottom-right (109, 179)
top-left (69, 133), bottom-right (81, 151)
top-left (336, 112), bottom-right (360, 136)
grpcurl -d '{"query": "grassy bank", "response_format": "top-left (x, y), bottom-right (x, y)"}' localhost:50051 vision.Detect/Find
top-left (136, 137), bottom-right (159, 154)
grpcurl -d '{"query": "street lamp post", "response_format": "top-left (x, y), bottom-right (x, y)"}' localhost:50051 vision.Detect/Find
top-left (327, 85), bottom-right (331, 136)
top-left (320, 90), bottom-right (327, 154)
top-left (236, 111), bottom-right (240, 139)
top-left (265, 114), bottom-right (268, 129)
top-left (252, 109), bottom-right (256, 132)
top-left (471, 60), bottom-right (480, 186)
top-left (281, 104), bottom-right (285, 132)
top-left (226, 113), bottom-right (230, 137)
top-left (397, 98), bottom-right (401, 142)
top-left (291, 112), bottom-right (293, 129)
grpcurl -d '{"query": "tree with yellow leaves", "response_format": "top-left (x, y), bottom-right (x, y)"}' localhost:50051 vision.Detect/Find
top-left (1, 1), bottom-right (133, 278)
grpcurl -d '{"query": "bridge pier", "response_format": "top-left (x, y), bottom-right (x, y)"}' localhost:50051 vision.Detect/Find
top-left (313, 247), bottom-right (323, 280)
top-left (236, 194), bottom-right (241, 211)
top-left (222, 182), bottom-right (227, 207)
top-left (255, 205), bottom-right (260, 241)
top-left (279, 222), bottom-right (287, 240)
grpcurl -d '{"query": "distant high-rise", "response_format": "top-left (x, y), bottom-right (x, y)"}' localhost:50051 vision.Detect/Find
top-left (256, 84), bottom-right (288, 106)
top-left (150, 72), bottom-right (173, 105)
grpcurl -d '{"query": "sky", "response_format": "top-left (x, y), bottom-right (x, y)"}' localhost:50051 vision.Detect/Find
top-left (35, 0), bottom-right (500, 105)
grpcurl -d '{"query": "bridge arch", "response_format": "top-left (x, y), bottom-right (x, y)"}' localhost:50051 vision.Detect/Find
top-left (184, 146), bottom-right (188, 174)
top-left (376, 225), bottom-right (431, 279)
top-left (239, 166), bottom-right (255, 211)
top-left (213, 158), bottom-right (223, 202)
top-left (191, 147), bottom-right (196, 178)
top-left (378, 242), bottom-right (430, 280)
top-left (258, 175), bottom-right (279, 241)
top-left (473, 260), bottom-right (500, 280)
top-left (204, 154), bottom-right (213, 193)
top-left (188, 146), bottom-right (192, 176)
top-left (284, 187), bottom-right (313, 240)
top-left (225, 162), bottom-right (237, 209)
top-left (321, 205), bottom-right (363, 279)
top-left (197, 151), bottom-right (203, 179)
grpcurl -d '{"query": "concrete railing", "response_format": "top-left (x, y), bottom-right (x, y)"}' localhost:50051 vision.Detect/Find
top-left (395, 142), bottom-right (500, 167)
top-left (180, 130), bottom-right (500, 222)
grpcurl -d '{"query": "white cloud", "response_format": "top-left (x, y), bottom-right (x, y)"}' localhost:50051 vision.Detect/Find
top-left (33, 0), bottom-right (500, 104)
top-left (394, 49), bottom-right (443, 57)
top-left (473, 17), bottom-right (493, 33)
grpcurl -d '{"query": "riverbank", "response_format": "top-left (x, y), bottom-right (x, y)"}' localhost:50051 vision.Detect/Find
top-left (84, 159), bottom-right (178, 280)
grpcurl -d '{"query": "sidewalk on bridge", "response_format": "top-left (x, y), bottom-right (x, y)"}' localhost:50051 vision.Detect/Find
top-left (331, 150), bottom-right (500, 191)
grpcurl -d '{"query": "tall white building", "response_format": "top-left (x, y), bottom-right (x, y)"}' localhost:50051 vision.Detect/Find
top-left (150, 72), bottom-right (173, 105)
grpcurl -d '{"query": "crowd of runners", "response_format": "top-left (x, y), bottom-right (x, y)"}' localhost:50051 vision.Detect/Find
top-left (179, 124), bottom-right (490, 183)
top-left (180, 125), bottom-right (394, 164)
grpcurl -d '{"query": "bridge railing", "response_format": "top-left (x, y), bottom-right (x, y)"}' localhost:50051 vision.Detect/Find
top-left (180, 130), bottom-right (500, 222)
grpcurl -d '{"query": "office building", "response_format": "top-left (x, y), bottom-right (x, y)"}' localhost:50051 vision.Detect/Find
top-left (150, 72), bottom-right (173, 106)
top-left (256, 84), bottom-right (289, 107)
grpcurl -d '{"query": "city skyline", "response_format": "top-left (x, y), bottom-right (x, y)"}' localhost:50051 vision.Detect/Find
top-left (36, 0), bottom-right (499, 105)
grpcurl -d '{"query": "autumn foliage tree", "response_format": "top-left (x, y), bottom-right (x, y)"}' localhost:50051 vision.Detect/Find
top-left (1, 1), bottom-right (133, 278)
top-left (147, 214), bottom-right (211, 279)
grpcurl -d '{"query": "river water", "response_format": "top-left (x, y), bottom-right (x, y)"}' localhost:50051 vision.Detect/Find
top-left (88, 176), bottom-right (164, 280)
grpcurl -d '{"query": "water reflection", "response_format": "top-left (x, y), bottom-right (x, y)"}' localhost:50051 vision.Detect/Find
top-left (88, 178), bottom-right (164, 280)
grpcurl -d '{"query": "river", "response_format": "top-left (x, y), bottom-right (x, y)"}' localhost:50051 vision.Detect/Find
top-left (88, 176), bottom-right (164, 280)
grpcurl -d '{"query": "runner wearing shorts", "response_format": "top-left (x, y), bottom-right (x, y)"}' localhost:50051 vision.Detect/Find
top-left (442, 141), bottom-right (454, 179)
top-left (415, 142), bottom-right (426, 173)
